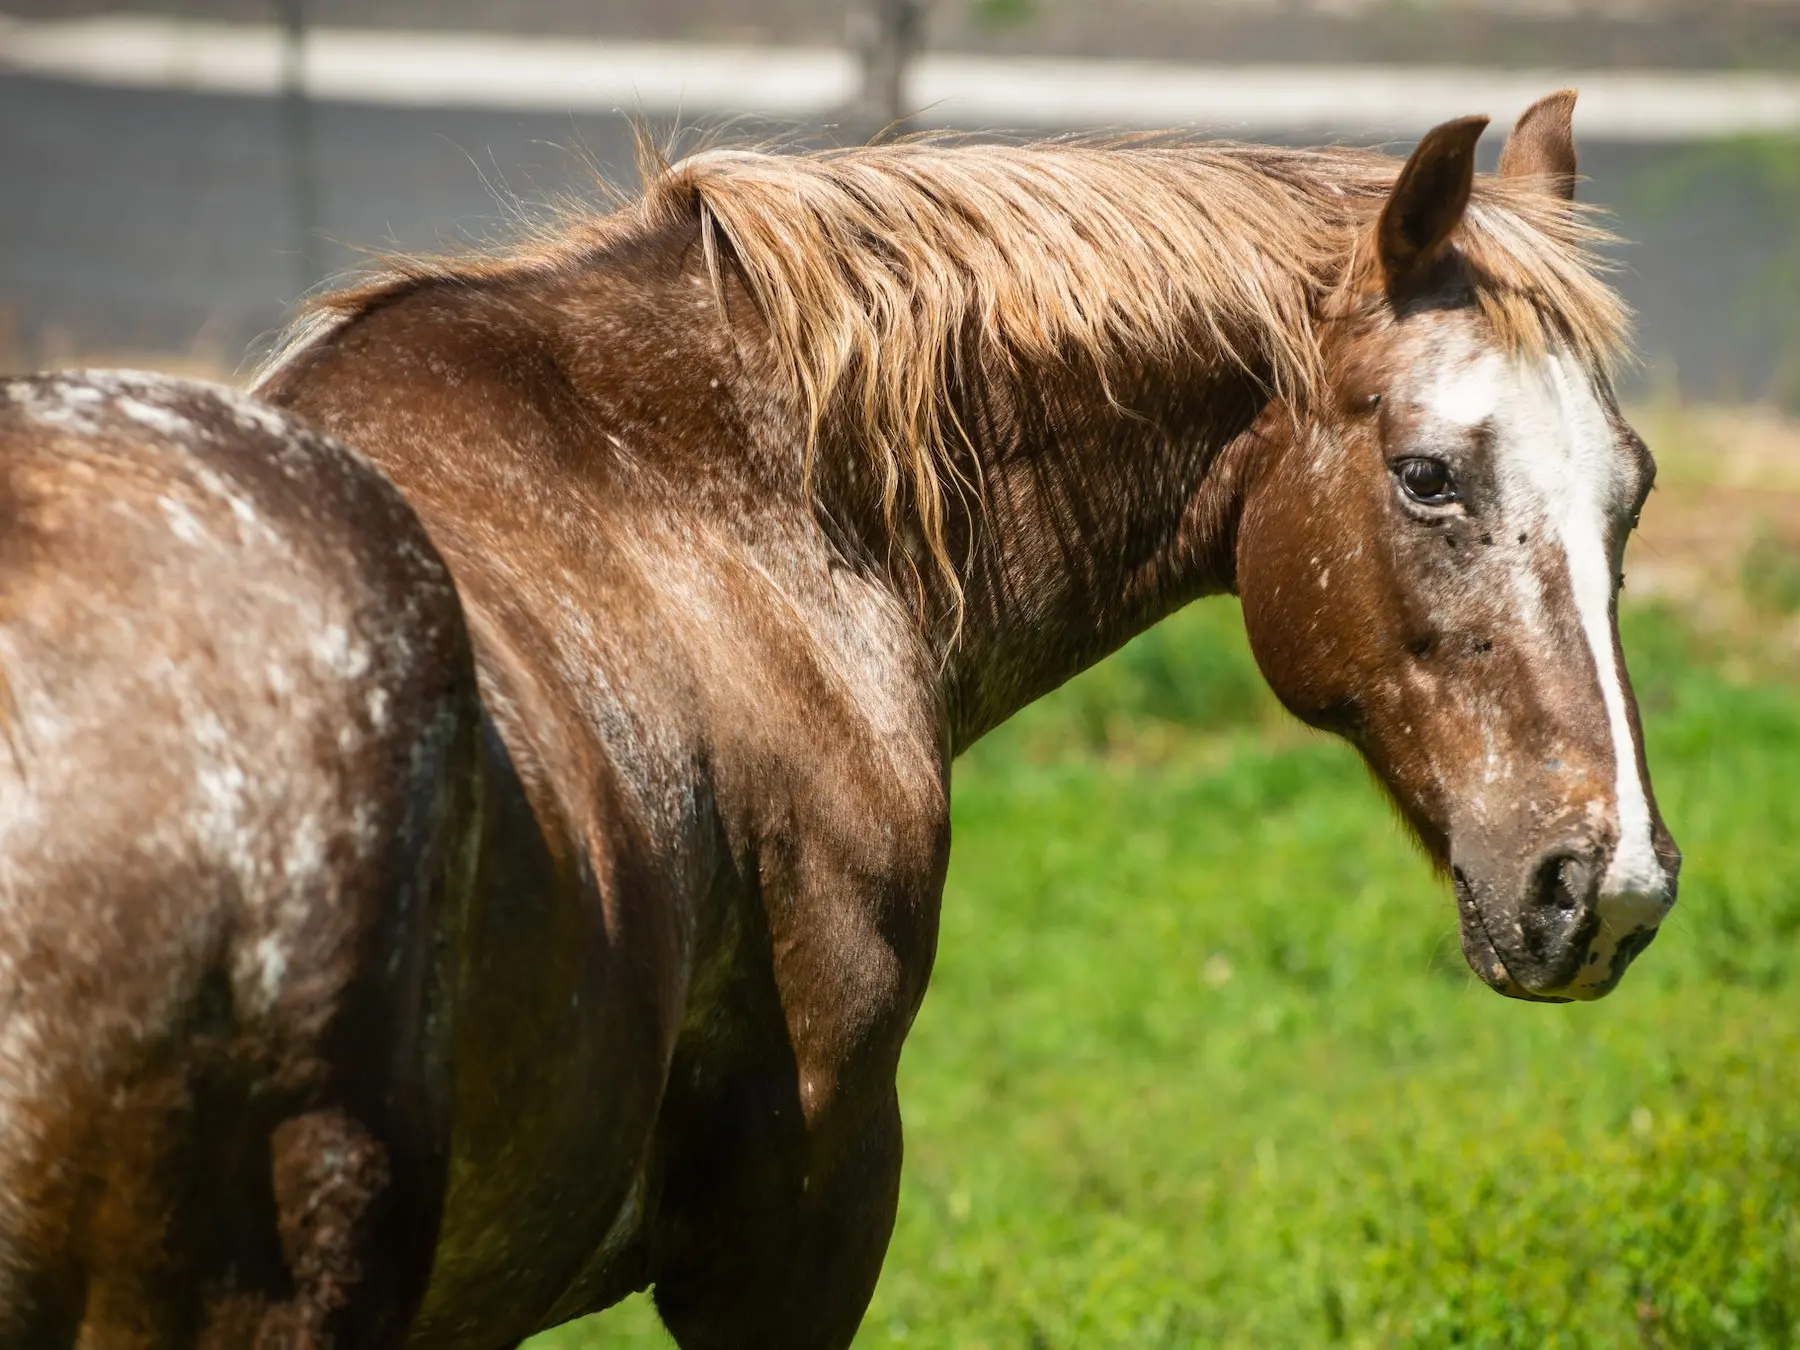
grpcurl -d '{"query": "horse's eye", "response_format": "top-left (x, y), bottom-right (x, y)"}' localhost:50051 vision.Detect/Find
top-left (1396, 457), bottom-right (1457, 506)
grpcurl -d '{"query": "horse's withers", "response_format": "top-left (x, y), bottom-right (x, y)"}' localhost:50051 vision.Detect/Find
top-left (1236, 96), bottom-right (1678, 1001)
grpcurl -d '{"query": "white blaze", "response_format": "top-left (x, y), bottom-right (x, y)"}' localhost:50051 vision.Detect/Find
top-left (1426, 358), bottom-right (1503, 430)
top-left (1483, 349), bottom-right (1671, 941)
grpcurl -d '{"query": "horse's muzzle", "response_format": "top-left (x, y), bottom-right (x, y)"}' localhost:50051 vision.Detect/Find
top-left (1451, 842), bottom-right (1673, 1002)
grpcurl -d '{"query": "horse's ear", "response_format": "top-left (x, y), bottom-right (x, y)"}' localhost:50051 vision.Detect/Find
top-left (1377, 115), bottom-right (1489, 294)
top-left (1498, 89), bottom-right (1578, 201)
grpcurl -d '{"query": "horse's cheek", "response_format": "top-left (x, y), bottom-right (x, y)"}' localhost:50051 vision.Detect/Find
top-left (1237, 459), bottom-right (1384, 723)
top-left (1235, 498), bottom-right (1333, 721)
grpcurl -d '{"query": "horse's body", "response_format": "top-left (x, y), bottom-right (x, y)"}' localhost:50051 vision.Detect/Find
top-left (0, 374), bottom-right (477, 1345)
top-left (255, 214), bottom-right (955, 1349)
top-left (0, 96), bottom-right (1678, 1348)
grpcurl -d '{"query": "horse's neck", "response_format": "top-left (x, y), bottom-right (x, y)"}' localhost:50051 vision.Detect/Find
top-left (934, 363), bottom-right (1273, 751)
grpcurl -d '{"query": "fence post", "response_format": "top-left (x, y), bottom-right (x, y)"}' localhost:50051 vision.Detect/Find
top-left (275, 0), bottom-right (321, 295)
top-left (851, 0), bottom-right (922, 141)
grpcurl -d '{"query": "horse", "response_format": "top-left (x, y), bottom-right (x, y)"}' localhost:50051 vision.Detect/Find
top-left (0, 373), bottom-right (476, 1347)
top-left (0, 90), bottom-right (1678, 1347)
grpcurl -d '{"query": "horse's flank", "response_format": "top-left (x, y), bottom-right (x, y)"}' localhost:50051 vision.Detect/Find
top-left (256, 135), bottom-right (1629, 613)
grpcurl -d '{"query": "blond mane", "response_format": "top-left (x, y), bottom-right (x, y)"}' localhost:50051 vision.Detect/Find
top-left (259, 135), bottom-right (1629, 612)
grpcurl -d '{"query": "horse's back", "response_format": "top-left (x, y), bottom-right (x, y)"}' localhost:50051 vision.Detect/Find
top-left (0, 373), bottom-right (479, 1348)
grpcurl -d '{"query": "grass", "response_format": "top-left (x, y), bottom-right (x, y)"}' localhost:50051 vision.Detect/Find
top-left (533, 594), bottom-right (1800, 1349)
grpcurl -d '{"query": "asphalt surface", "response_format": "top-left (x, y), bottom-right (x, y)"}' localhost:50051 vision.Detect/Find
top-left (2, 72), bottom-right (649, 366)
top-left (4, 70), bottom-right (1798, 403)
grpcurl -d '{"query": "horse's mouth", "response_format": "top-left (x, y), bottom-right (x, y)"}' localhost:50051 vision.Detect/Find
top-left (1452, 867), bottom-right (1573, 1004)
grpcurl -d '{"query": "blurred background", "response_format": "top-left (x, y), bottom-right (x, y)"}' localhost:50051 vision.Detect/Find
top-left (4, 0), bottom-right (1800, 404)
top-left (5, 3), bottom-right (1800, 1346)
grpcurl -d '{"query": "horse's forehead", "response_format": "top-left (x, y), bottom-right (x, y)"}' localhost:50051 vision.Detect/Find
top-left (1423, 348), bottom-right (1505, 429)
top-left (1387, 316), bottom-right (1508, 414)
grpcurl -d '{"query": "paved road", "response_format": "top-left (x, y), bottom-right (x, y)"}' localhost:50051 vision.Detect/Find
top-left (4, 70), bottom-right (1798, 403)
top-left (6, 0), bottom-right (1797, 70)
top-left (1, 72), bottom-right (645, 367)
top-left (9, 14), bottom-right (1800, 135)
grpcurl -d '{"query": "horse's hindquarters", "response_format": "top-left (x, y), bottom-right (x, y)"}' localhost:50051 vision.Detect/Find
top-left (0, 375), bottom-right (482, 1348)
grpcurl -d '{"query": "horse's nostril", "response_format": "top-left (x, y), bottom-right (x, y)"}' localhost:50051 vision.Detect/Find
top-left (1531, 853), bottom-right (1596, 914)
top-left (1552, 860), bottom-right (1580, 911)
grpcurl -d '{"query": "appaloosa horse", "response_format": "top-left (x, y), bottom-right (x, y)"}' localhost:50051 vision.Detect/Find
top-left (0, 92), bottom-right (1677, 1347)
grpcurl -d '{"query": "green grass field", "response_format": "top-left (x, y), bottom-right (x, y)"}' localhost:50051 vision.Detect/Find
top-left (534, 594), bottom-right (1800, 1349)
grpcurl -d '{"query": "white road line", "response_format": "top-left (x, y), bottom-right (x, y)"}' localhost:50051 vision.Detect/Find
top-left (4, 13), bottom-right (1800, 139)
top-left (0, 15), bottom-right (859, 117)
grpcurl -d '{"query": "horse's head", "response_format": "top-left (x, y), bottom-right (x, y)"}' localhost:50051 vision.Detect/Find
top-left (1236, 93), bottom-right (1678, 1001)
